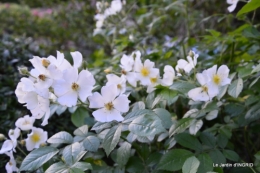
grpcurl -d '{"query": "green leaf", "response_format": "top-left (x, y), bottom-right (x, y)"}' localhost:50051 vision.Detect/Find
top-left (228, 78), bottom-right (243, 98)
top-left (254, 151), bottom-right (260, 160)
top-left (183, 109), bottom-right (199, 118)
top-left (47, 131), bottom-right (73, 144)
top-left (157, 149), bottom-right (193, 171)
top-left (69, 168), bottom-right (85, 173)
top-left (199, 132), bottom-right (216, 148)
top-left (73, 125), bottom-right (89, 137)
top-left (83, 136), bottom-right (100, 152)
top-left (20, 147), bottom-right (59, 171)
top-left (170, 81), bottom-right (196, 94)
top-left (175, 133), bottom-right (202, 151)
top-left (45, 162), bottom-right (67, 173)
top-left (126, 156), bottom-right (145, 173)
top-left (252, 63), bottom-right (260, 74)
top-left (189, 119), bottom-right (203, 135)
top-left (71, 107), bottom-right (89, 127)
top-left (223, 150), bottom-right (239, 162)
top-left (145, 92), bottom-right (157, 109)
top-left (237, 0), bottom-right (260, 17)
top-left (103, 125), bottom-right (122, 156)
top-left (155, 86), bottom-right (178, 105)
top-left (245, 102), bottom-right (260, 121)
top-left (91, 122), bottom-right (111, 131)
top-left (164, 137), bottom-right (177, 149)
top-left (146, 152), bottom-right (163, 167)
top-left (153, 108), bottom-right (173, 129)
top-left (63, 142), bottom-right (86, 166)
top-left (169, 118), bottom-right (193, 137)
top-left (182, 156), bottom-right (200, 173)
top-left (209, 149), bottom-right (226, 165)
top-left (206, 110), bottom-right (218, 120)
top-left (217, 134), bottom-right (228, 148)
top-left (249, 76), bottom-right (260, 88)
top-left (72, 162), bottom-right (92, 171)
top-left (132, 101), bottom-right (145, 111)
top-left (129, 114), bottom-right (165, 136)
top-left (197, 153), bottom-right (213, 173)
top-left (207, 29), bottom-right (221, 37)
top-left (116, 142), bottom-right (131, 167)
top-left (123, 109), bottom-right (153, 123)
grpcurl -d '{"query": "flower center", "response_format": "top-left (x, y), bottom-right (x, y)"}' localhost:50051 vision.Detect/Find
top-left (39, 74), bottom-right (46, 81)
top-left (42, 59), bottom-right (50, 68)
top-left (71, 82), bottom-right (79, 91)
top-left (141, 67), bottom-right (149, 77)
top-left (23, 120), bottom-right (30, 125)
top-left (150, 77), bottom-right (157, 84)
top-left (213, 74), bottom-right (221, 85)
top-left (121, 69), bottom-right (127, 75)
top-left (31, 133), bottom-right (40, 143)
top-left (104, 102), bottom-right (114, 111)
top-left (201, 86), bottom-right (208, 92)
top-left (117, 84), bottom-right (122, 89)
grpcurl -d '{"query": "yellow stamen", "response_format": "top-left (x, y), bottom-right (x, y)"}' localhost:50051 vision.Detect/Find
top-left (71, 83), bottom-right (79, 91)
top-left (31, 133), bottom-right (40, 143)
top-left (121, 69), bottom-right (127, 75)
top-left (104, 102), bottom-right (114, 111)
top-left (39, 74), bottom-right (46, 81)
top-left (117, 84), bottom-right (122, 89)
top-left (141, 67), bottom-right (149, 77)
top-left (42, 59), bottom-right (50, 68)
top-left (201, 86), bottom-right (208, 92)
top-left (22, 121), bottom-right (30, 125)
top-left (213, 75), bottom-right (221, 85)
top-left (150, 77), bottom-right (157, 84)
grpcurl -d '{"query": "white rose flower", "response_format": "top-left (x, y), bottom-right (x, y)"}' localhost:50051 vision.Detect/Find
top-left (134, 57), bottom-right (159, 86)
top-left (176, 51), bottom-right (199, 75)
top-left (120, 51), bottom-right (140, 87)
top-left (5, 151), bottom-right (18, 173)
top-left (25, 127), bottom-right (48, 151)
top-left (23, 91), bottom-right (50, 119)
top-left (53, 68), bottom-right (95, 107)
top-left (188, 70), bottom-right (217, 101)
top-left (147, 75), bottom-right (161, 93)
top-left (106, 74), bottom-right (126, 95)
top-left (161, 65), bottom-right (175, 86)
top-left (206, 65), bottom-right (231, 94)
top-left (15, 115), bottom-right (35, 131)
top-left (0, 128), bottom-right (20, 154)
top-left (88, 84), bottom-right (130, 122)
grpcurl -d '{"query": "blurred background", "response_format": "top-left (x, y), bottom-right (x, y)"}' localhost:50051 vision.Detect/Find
top-left (0, 0), bottom-right (259, 172)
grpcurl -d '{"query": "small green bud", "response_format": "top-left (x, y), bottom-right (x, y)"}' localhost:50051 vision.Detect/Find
top-left (188, 50), bottom-right (194, 58)
top-left (0, 134), bottom-right (5, 141)
top-left (18, 66), bottom-right (30, 75)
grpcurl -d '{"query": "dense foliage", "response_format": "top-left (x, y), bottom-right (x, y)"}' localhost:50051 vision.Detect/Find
top-left (1, 0), bottom-right (260, 173)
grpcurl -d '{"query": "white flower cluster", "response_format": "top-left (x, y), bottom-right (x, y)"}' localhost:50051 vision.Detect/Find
top-left (176, 51), bottom-right (198, 76)
top-left (0, 116), bottom-right (47, 173)
top-left (15, 51), bottom-right (89, 126)
top-left (119, 50), bottom-right (176, 93)
top-left (188, 65), bottom-right (231, 102)
top-left (94, 0), bottom-right (125, 35)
